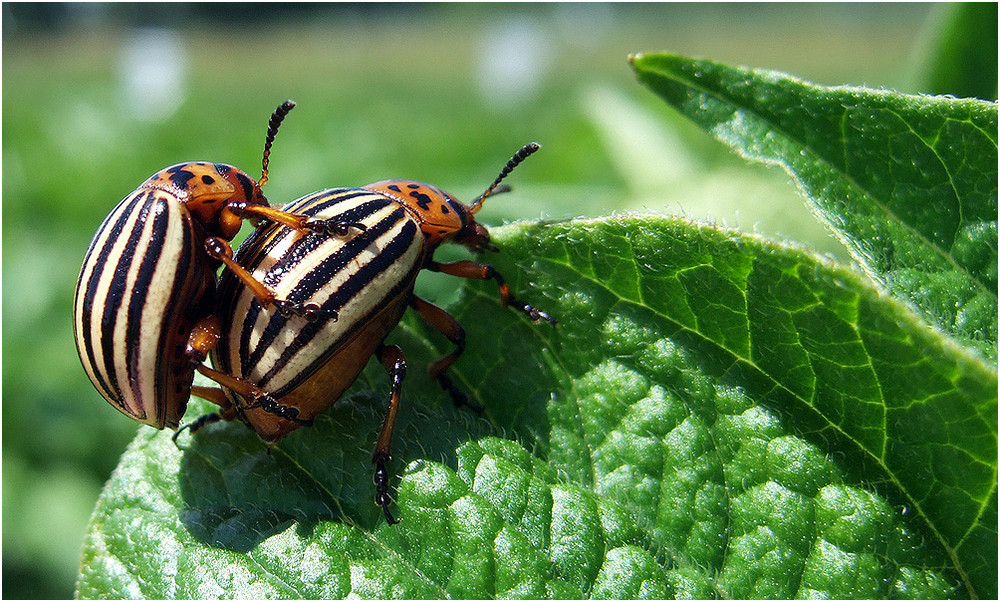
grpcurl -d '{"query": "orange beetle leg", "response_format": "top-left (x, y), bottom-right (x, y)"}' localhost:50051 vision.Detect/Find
top-left (428, 259), bottom-right (556, 325)
top-left (174, 316), bottom-right (238, 444)
top-left (193, 363), bottom-right (313, 427)
top-left (230, 203), bottom-right (367, 236)
top-left (409, 295), bottom-right (481, 413)
top-left (204, 237), bottom-right (331, 321)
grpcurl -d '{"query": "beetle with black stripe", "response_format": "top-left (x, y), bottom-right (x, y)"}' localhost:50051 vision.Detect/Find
top-left (73, 100), bottom-right (364, 432)
top-left (183, 143), bottom-right (554, 524)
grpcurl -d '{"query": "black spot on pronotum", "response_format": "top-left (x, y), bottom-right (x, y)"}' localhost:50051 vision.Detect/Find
top-left (409, 190), bottom-right (432, 210)
top-left (234, 171), bottom-right (255, 201)
top-left (447, 200), bottom-right (468, 227)
top-left (169, 169), bottom-right (196, 188)
top-left (201, 175), bottom-right (216, 185)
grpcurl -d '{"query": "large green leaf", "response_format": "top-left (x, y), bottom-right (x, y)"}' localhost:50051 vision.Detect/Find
top-left (630, 53), bottom-right (999, 361)
top-left (78, 217), bottom-right (996, 599)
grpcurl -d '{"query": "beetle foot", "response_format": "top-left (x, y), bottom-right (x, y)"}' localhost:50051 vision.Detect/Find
top-left (511, 301), bottom-right (556, 326)
top-left (252, 394), bottom-right (314, 426)
top-left (373, 460), bottom-right (400, 525)
top-left (306, 218), bottom-right (367, 237)
top-left (437, 374), bottom-right (484, 414)
top-left (272, 299), bottom-right (337, 322)
top-left (172, 412), bottom-right (221, 447)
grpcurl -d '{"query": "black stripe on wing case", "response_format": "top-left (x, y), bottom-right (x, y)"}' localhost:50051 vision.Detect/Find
top-left (258, 219), bottom-right (419, 389)
top-left (237, 191), bottom-right (389, 274)
top-left (100, 192), bottom-right (158, 406)
top-left (271, 250), bottom-right (422, 396)
top-left (240, 206), bottom-right (410, 371)
top-left (122, 195), bottom-right (171, 419)
top-left (78, 191), bottom-right (149, 405)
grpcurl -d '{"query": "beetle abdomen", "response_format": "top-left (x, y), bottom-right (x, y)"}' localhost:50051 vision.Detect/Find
top-left (73, 189), bottom-right (214, 428)
top-left (215, 188), bottom-right (424, 399)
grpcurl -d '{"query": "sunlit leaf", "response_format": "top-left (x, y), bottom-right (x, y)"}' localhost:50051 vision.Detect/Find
top-left (630, 53), bottom-right (998, 361)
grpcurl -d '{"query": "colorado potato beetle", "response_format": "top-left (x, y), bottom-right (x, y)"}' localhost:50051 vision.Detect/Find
top-left (184, 143), bottom-right (553, 523)
top-left (73, 101), bottom-right (363, 430)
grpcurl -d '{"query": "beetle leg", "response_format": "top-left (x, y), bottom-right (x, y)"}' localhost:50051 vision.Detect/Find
top-left (175, 385), bottom-right (240, 443)
top-left (226, 202), bottom-right (311, 230)
top-left (189, 385), bottom-right (231, 408)
top-left (204, 237), bottom-right (334, 321)
top-left (175, 318), bottom-right (239, 444)
top-left (409, 296), bottom-right (482, 413)
top-left (427, 260), bottom-right (556, 325)
top-left (229, 202), bottom-right (367, 237)
top-left (250, 394), bottom-right (314, 426)
top-left (189, 363), bottom-right (312, 426)
top-left (185, 312), bottom-right (302, 428)
top-left (372, 343), bottom-right (406, 525)
top-left (171, 388), bottom-right (235, 446)
top-left (173, 412), bottom-right (221, 441)
top-left (273, 299), bottom-right (338, 322)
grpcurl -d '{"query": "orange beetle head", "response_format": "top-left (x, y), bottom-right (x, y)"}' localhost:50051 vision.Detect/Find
top-left (365, 142), bottom-right (540, 254)
top-left (140, 162), bottom-right (267, 239)
top-left (137, 100), bottom-right (296, 240)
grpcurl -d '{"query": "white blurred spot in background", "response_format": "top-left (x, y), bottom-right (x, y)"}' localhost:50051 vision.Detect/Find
top-left (475, 16), bottom-right (554, 110)
top-left (118, 28), bottom-right (187, 122)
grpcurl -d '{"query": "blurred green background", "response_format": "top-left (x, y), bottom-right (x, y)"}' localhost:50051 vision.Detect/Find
top-left (4, 2), bottom-right (986, 599)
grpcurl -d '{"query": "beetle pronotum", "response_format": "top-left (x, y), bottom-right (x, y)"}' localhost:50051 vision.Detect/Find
top-left (181, 143), bottom-right (553, 523)
top-left (73, 101), bottom-right (364, 430)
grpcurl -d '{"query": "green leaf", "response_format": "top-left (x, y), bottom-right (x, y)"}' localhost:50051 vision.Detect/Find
top-left (78, 217), bottom-right (996, 599)
top-left (918, 3), bottom-right (998, 101)
top-left (629, 53), bottom-right (999, 361)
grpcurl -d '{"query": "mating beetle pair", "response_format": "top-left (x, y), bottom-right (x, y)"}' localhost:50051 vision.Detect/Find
top-left (73, 102), bottom-right (351, 431)
top-left (73, 101), bottom-right (552, 523)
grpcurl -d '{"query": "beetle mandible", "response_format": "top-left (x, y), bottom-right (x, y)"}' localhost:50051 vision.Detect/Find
top-left (182, 142), bottom-right (553, 524)
top-left (73, 100), bottom-right (365, 430)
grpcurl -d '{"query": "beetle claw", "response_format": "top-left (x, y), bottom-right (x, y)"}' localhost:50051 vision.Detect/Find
top-left (172, 412), bottom-right (222, 447)
top-left (373, 461), bottom-right (400, 525)
top-left (306, 218), bottom-right (367, 236)
top-left (521, 304), bottom-right (556, 326)
top-left (272, 300), bottom-right (337, 322)
top-left (252, 393), bottom-right (314, 426)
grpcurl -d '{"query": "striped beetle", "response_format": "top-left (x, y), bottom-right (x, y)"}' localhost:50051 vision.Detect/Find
top-left (181, 143), bottom-right (553, 523)
top-left (73, 101), bottom-right (363, 430)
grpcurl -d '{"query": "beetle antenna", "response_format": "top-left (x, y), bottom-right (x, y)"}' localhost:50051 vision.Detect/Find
top-left (469, 142), bottom-right (540, 214)
top-left (259, 99), bottom-right (296, 188)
